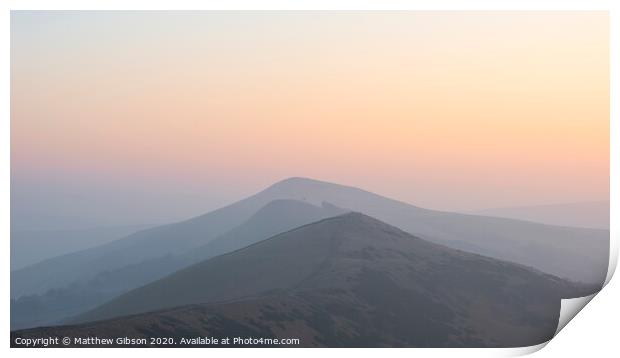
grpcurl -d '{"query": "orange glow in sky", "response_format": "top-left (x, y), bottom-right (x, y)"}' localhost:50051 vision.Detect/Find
top-left (11, 11), bottom-right (609, 223)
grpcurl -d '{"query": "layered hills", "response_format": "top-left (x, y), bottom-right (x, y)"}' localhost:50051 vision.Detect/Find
top-left (14, 213), bottom-right (594, 347)
top-left (11, 178), bottom-right (609, 331)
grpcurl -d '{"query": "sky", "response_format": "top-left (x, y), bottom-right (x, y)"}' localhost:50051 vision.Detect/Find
top-left (11, 11), bottom-right (609, 229)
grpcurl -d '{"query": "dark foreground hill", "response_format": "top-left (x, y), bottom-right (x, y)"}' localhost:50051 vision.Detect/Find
top-left (13, 213), bottom-right (596, 347)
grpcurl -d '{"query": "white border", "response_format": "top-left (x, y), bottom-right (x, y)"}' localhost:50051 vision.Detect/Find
top-left (2, 1), bottom-right (618, 357)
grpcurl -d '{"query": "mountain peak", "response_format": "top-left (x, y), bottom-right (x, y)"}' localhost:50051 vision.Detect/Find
top-left (269, 177), bottom-right (336, 189)
top-left (261, 177), bottom-right (366, 204)
top-left (305, 211), bottom-right (411, 240)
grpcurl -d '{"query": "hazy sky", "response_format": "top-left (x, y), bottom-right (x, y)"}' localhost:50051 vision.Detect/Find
top-left (11, 11), bottom-right (609, 229)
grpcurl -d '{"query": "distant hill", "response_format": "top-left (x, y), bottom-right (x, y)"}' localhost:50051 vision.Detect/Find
top-left (472, 201), bottom-right (610, 229)
top-left (15, 213), bottom-right (595, 348)
top-left (11, 225), bottom-right (151, 270)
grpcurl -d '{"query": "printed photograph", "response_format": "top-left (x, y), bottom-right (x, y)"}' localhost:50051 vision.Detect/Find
top-left (9, 11), bottom-right (610, 348)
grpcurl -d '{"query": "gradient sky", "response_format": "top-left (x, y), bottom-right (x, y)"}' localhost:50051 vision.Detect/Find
top-left (11, 11), bottom-right (609, 229)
